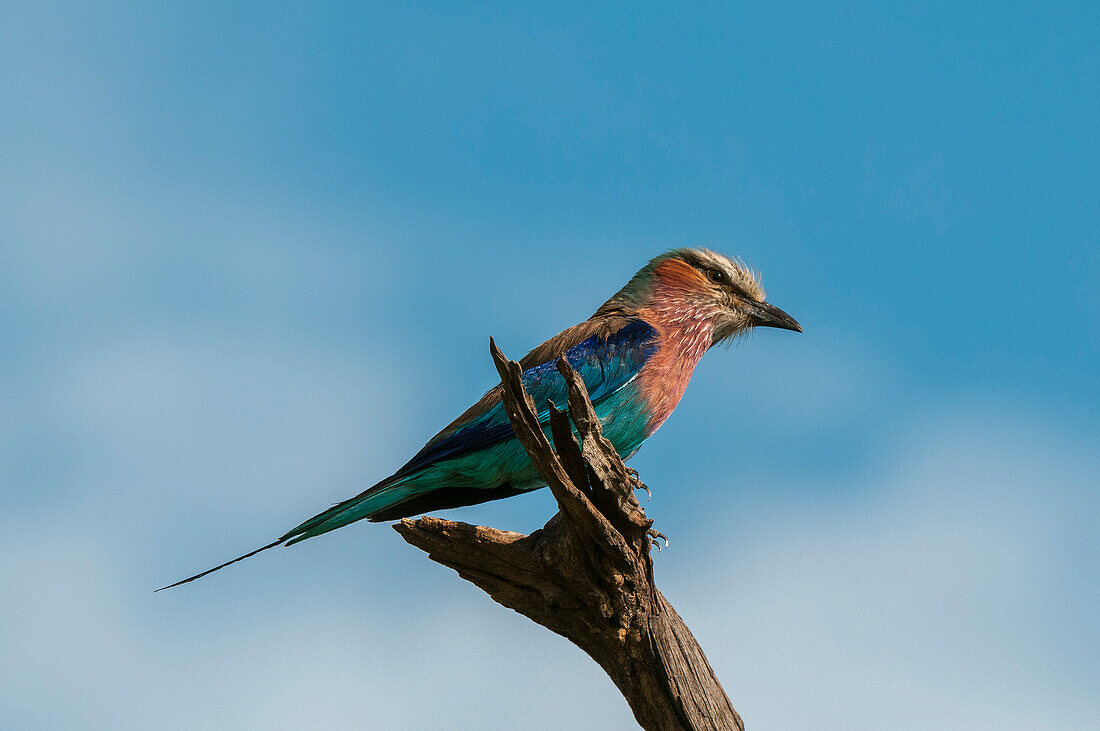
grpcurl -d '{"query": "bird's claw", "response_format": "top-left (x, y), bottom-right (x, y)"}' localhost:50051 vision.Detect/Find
top-left (627, 468), bottom-right (652, 501)
top-left (647, 528), bottom-right (669, 552)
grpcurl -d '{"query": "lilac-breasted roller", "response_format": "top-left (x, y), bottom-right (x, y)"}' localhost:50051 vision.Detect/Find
top-left (160, 249), bottom-right (800, 589)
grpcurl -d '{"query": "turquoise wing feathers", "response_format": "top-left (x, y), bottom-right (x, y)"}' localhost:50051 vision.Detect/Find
top-left (396, 318), bottom-right (659, 477)
top-left (280, 318), bottom-right (659, 543)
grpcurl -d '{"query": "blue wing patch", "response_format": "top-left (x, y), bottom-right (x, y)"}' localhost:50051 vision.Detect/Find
top-left (395, 319), bottom-right (658, 477)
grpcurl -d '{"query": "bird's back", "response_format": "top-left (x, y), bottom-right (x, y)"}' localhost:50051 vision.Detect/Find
top-left (280, 313), bottom-right (661, 542)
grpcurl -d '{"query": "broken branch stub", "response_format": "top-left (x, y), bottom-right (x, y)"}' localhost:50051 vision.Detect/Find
top-left (394, 340), bottom-right (742, 731)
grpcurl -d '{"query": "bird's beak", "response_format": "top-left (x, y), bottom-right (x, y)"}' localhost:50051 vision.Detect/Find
top-left (744, 300), bottom-right (802, 332)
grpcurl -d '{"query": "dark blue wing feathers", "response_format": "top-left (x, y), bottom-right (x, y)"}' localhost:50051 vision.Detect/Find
top-left (395, 319), bottom-right (658, 477)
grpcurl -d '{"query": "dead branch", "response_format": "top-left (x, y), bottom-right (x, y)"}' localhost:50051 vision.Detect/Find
top-left (394, 340), bottom-right (742, 730)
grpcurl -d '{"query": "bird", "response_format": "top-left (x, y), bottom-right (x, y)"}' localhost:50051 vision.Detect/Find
top-left (158, 248), bottom-right (801, 590)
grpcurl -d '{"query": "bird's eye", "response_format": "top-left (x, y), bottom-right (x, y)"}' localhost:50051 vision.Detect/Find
top-left (706, 268), bottom-right (727, 285)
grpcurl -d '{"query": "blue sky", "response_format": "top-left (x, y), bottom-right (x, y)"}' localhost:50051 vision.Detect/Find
top-left (1, 2), bottom-right (1097, 728)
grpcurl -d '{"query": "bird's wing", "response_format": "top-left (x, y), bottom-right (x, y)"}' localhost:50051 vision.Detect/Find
top-left (394, 316), bottom-right (658, 477)
top-left (155, 316), bottom-right (659, 588)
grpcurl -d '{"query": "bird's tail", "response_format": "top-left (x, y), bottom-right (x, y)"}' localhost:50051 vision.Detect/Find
top-left (156, 476), bottom-right (418, 591)
top-left (279, 476), bottom-right (415, 545)
top-left (154, 538), bottom-right (286, 591)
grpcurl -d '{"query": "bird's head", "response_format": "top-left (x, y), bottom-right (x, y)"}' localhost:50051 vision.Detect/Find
top-left (602, 248), bottom-right (802, 346)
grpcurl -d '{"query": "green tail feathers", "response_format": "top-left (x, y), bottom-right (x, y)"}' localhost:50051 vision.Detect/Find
top-left (158, 472), bottom-right (536, 591)
top-left (281, 477), bottom-right (412, 545)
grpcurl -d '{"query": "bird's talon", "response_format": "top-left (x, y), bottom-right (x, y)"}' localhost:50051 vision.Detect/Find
top-left (628, 470), bottom-right (652, 500)
top-left (647, 528), bottom-right (669, 551)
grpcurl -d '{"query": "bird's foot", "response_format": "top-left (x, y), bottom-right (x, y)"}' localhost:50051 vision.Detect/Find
top-left (627, 468), bottom-right (652, 501)
top-left (647, 528), bottom-right (669, 552)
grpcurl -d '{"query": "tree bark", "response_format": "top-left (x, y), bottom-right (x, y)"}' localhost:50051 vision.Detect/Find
top-left (394, 340), bottom-right (743, 731)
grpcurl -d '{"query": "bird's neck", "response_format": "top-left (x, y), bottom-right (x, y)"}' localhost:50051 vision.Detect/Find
top-left (634, 303), bottom-right (717, 436)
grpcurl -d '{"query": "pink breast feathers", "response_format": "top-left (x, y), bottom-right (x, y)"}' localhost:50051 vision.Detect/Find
top-left (634, 306), bottom-right (715, 436)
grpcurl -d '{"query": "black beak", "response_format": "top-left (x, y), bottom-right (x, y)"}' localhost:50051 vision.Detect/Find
top-left (745, 300), bottom-right (802, 332)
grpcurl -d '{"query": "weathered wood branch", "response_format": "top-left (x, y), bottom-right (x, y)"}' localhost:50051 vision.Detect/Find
top-left (394, 340), bottom-right (742, 730)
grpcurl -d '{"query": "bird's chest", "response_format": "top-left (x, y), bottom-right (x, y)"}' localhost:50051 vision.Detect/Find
top-left (635, 323), bottom-right (712, 436)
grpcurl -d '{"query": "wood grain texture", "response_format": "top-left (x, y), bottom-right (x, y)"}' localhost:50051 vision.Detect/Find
top-left (394, 340), bottom-right (743, 731)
